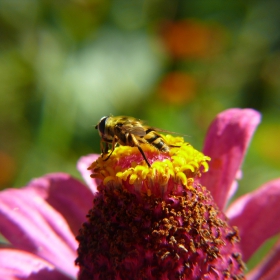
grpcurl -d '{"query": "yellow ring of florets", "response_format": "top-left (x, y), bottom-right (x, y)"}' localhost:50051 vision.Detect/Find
top-left (89, 135), bottom-right (210, 192)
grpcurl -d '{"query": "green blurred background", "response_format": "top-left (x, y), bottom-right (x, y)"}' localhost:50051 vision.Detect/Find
top-left (0, 0), bottom-right (280, 270)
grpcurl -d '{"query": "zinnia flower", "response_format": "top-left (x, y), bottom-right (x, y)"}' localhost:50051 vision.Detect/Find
top-left (0, 108), bottom-right (279, 279)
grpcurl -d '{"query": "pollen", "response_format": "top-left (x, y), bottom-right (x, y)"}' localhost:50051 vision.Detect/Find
top-left (77, 135), bottom-right (245, 279)
top-left (89, 135), bottom-right (210, 196)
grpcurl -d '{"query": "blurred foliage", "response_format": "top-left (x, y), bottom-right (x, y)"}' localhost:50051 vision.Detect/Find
top-left (0, 0), bottom-right (280, 269)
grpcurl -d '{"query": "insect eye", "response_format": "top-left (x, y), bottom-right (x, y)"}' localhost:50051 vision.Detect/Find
top-left (97, 116), bottom-right (107, 136)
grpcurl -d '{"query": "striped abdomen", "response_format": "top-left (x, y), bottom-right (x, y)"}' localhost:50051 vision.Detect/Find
top-left (144, 129), bottom-right (169, 152)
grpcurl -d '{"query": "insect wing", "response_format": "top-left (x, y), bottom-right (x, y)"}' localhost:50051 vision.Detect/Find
top-left (122, 124), bottom-right (147, 136)
top-left (153, 127), bottom-right (188, 137)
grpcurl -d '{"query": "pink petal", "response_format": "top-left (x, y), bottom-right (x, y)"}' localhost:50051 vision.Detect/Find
top-left (27, 173), bottom-right (94, 235)
top-left (0, 185), bottom-right (78, 277)
top-left (227, 178), bottom-right (280, 261)
top-left (0, 249), bottom-right (72, 280)
top-left (200, 108), bottom-right (261, 209)
top-left (77, 154), bottom-right (100, 193)
top-left (247, 239), bottom-right (280, 280)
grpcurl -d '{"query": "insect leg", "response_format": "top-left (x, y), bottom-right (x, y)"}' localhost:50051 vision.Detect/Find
top-left (100, 140), bottom-right (104, 154)
top-left (100, 141), bottom-right (110, 155)
top-left (103, 136), bottom-right (117, 161)
top-left (130, 134), bottom-right (151, 168)
top-left (169, 144), bottom-right (182, 148)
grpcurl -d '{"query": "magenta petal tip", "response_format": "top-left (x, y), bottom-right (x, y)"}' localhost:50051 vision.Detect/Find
top-left (200, 108), bottom-right (261, 209)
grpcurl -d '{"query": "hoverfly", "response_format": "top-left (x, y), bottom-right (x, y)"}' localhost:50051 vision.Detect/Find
top-left (95, 116), bottom-right (180, 167)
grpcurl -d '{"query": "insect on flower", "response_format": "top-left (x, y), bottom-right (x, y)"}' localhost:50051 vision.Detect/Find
top-left (95, 116), bottom-right (180, 167)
